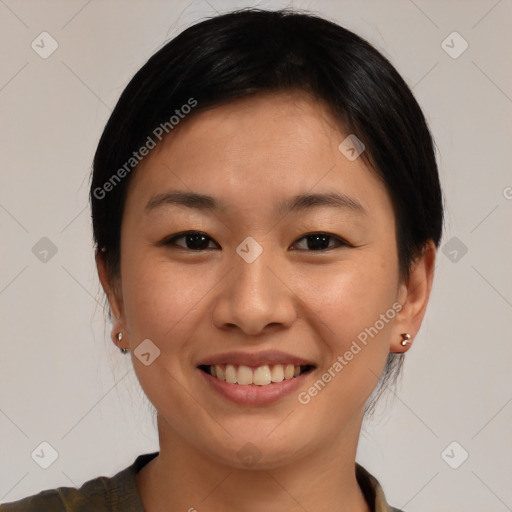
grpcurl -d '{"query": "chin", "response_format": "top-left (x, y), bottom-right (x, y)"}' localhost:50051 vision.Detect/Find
top-left (195, 428), bottom-right (311, 471)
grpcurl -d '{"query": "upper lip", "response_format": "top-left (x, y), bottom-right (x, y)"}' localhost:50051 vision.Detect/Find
top-left (196, 350), bottom-right (315, 368)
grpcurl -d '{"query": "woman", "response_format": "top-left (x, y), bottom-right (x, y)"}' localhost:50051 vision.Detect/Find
top-left (1, 7), bottom-right (442, 512)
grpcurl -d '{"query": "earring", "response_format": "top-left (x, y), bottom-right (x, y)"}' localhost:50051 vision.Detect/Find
top-left (400, 333), bottom-right (412, 346)
top-left (117, 332), bottom-right (129, 354)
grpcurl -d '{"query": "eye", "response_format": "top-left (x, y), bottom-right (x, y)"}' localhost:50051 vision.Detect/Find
top-left (162, 231), bottom-right (219, 251)
top-left (291, 232), bottom-right (350, 251)
top-left (161, 231), bottom-right (350, 252)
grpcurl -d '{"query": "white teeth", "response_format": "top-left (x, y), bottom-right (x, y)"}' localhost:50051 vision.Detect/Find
top-left (253, 365), bottom-right (271, 386)
top-left (208, 363), bottom-right (306, 385)
top-left (270, 364), bottom-right (284, 383)
top-left (215, 364), bottom-right (225, 380)
top-left (284, 364), bottom-right (295, 380)
top-left (225, 364), bottom-right (237, 384)
top-left (237, 365), bottom-right (253, 385)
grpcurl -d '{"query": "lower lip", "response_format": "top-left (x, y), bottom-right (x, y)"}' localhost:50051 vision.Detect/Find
top-left (198, 368), bottom-right (312, 406)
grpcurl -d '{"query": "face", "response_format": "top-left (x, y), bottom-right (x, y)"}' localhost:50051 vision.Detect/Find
top-left (100, 91), bottom-right (428, 469)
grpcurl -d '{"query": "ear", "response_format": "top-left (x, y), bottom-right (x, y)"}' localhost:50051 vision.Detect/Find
top-left (390, 240), bottom-right (437, 353)
top-left (95, 251), bottom-right (127, 348)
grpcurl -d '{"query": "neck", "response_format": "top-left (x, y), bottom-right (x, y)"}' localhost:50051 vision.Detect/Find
top-left (136, 414), bottom-right (371, 512)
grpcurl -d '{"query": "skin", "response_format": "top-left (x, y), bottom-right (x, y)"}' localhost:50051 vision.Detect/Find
top-left (97, 90), bottom-right (436, 512)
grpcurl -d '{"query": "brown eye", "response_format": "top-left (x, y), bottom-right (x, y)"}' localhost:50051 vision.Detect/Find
top-left (292, 233), bottom-right (349, 251)
top-left (163, 231), bottom-right (219, 251)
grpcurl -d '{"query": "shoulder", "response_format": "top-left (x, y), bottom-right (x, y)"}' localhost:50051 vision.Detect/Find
top-left (0, 489), bottom-right (65, 512)
top-left (0, 474), bottom-right (114, 512)
top-left (0, 452), bottom-right (158, 512)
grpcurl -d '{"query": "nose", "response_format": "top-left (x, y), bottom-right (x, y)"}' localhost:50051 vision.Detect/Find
top-left (211, 247), bottom-right (297, 336)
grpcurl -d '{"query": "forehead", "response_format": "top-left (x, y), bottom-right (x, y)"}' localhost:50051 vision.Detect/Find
top-left (124, 91), bottom-right (392, 220)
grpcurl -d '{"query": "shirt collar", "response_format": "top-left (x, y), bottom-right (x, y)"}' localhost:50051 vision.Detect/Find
top-left (356, 463), bottom-right (404, 512)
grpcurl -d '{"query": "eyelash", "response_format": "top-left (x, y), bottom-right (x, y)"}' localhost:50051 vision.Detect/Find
top-left (161, 230), bottom-right (352, 252)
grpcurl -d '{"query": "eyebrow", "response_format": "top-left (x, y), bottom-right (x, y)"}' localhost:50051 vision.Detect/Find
top-left (145, 190), bottom-right (366, 216)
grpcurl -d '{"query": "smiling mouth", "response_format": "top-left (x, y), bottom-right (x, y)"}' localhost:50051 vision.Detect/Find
top-left (198, 363), bottom-right (314, 386)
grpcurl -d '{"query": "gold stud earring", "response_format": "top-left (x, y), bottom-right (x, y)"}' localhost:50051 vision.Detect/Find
top-left (117, 332), bottom-right (129, 354)
top-left (400, 333), bottom-right (412, 346)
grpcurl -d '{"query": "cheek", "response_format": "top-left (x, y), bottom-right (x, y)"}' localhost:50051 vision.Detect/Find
top-left (121, 253), bottom-right (220, 353)
top-left (120, 256), bottom-right (220, 417)
top-left (294, 261), bottom-right (398, 419)
top-left (297, 251), bottom-right (399, 343)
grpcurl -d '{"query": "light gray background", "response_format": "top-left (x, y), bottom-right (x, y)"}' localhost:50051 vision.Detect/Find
top-left (1, 1), bottom-right (511, 510)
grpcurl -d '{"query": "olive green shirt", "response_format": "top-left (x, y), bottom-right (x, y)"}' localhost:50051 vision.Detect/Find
top-left (0, 452), bottom-right (404, 511)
